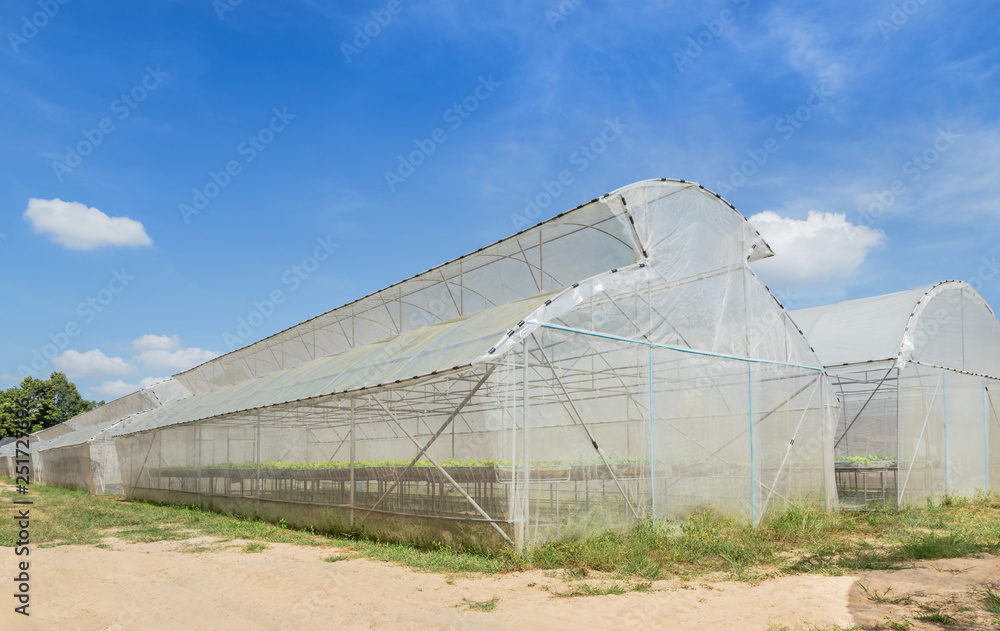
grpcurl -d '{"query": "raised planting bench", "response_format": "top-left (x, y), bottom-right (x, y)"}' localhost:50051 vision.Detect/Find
top-left (835, 460), bottom-right (898, 509)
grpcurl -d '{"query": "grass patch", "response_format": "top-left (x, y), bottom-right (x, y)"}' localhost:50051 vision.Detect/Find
top-left (767, 625), bottom-right (860, 631)
top-left (552, 581), bottom-right (651, 597)
top-left (2, 481), bottom-right (998, 584)
top-left (323, 554), bottom-right (355, 562)
top-left (242, 542), bottom-right (268, 553)
top-left (458, 597), bottom-right (498, 612)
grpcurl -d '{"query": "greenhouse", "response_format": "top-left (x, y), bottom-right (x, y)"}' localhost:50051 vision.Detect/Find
top-left (25, 423), bottom-right (76, 484)
top-left (790, 281), bottom-right (1000, 509)
top-left (0, 439), bottom-right (18, 479)
top-left (110, 179), bottom-right (837, 550)
top-left (33, 379), bottom-right (190, 494)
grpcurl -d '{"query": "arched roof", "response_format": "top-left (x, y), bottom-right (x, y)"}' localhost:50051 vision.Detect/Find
top-left (790, 280), bottom-right (1000, 377)
top-left (174, 179), bottom-right (774, 395)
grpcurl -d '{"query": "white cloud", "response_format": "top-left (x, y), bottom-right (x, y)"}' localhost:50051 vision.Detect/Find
top-left (23, 198), bottom-right (152, 251)
top-left (749, 210), bottom-right (884, 288)
top-left (53, 349), bottom-right (138, 379)
top-left (132, 334), bottom-right (181, 351)
top-left (92, 376), bottom-right (171, 400)
top-left (91, 376), bottom-right (172, 400)
top-left (53, 335), bottom-right (216, 387)
top-left (135, 347), bottom-right (219, 373)
top-left (91, 380), bottom-right (139, 399)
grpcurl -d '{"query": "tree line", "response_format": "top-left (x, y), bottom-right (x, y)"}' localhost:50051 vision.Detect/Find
top-left (0, 372), bottom-right (102, 439)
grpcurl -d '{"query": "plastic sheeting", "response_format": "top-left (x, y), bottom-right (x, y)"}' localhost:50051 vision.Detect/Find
top-left (792, 281), bottom-right (1000, 376)
top-left (117, 292), bottom-right (561, 437)
top-left (791, 281), bottom-right (1000, 505)
top-left (173, 180), bottom-right (774, 395)
top-left (113, 179), bottom-right (836, 548)
top-left (8, 379), bottom-right (193, 494)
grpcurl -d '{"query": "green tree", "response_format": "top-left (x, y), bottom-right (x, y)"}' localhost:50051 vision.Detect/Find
top-left (0, 372), bottom-right (101, 438)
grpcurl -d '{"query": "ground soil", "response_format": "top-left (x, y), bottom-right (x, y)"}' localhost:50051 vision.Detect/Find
top-left (2, 536), bottom-right (996, 631)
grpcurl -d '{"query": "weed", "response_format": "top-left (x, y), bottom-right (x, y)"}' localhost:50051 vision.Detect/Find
top-left (458, 597), bottom-right (498, 612)
top-left (881, 616), bottom-right (913, 630)
top-left (913, 607), bottom-right (955, 626)
top-left (856, 581), bottom-right (912, 605)
top-left (982, 583), bottom-right (1000, 616)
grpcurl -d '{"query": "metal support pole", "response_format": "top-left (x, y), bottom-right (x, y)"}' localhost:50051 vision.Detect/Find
top-left (943, 369), bottom-right (949, 494)
top-left (350, 398), bottom-right (356, 528)
top-left (649, 345), bottom-right (655, 517)
top-left (749, 362), bottom-right (756, 526)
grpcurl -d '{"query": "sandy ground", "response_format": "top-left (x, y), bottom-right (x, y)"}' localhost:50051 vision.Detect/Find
top-left (2, 536), bottom-right (997, 631)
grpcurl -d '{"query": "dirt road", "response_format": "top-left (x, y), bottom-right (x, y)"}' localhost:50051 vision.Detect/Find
top-left (1, 538), bottom-right (996, 630)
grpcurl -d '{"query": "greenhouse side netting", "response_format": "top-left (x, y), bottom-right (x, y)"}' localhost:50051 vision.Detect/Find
top-left (792, 281), bottom-right (1000, 508)
top-left (2, 379), bottom-right (192, 494)
top-left (113, 180), bottom-right (838, 549)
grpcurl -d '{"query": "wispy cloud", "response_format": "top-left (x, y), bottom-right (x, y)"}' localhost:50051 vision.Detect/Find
top-left (764, 7), bottom-right (855, 92)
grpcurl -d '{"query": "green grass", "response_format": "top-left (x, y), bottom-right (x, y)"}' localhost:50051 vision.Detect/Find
top-left (983, 583), bottom-right (1000, 615)
top-left (2, 481), bottom-right (999, 585)
top-left (551, 581), bottom-right (652, 597)
top-left (914, 606), bottom-right (956, 626)
top-left (458, 596), bottom-right (498, 612)
top-left (242, 542), bottom-right (268, 553)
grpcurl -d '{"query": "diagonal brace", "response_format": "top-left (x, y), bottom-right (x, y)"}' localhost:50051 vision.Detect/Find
top-left (531, 338), bottom-right (641, 521)
top-left (364, 388), bottom-right (513, 545)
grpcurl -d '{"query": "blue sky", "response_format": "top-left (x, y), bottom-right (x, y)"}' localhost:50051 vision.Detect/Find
top-left (2, 0), bottom-right (998, 400)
